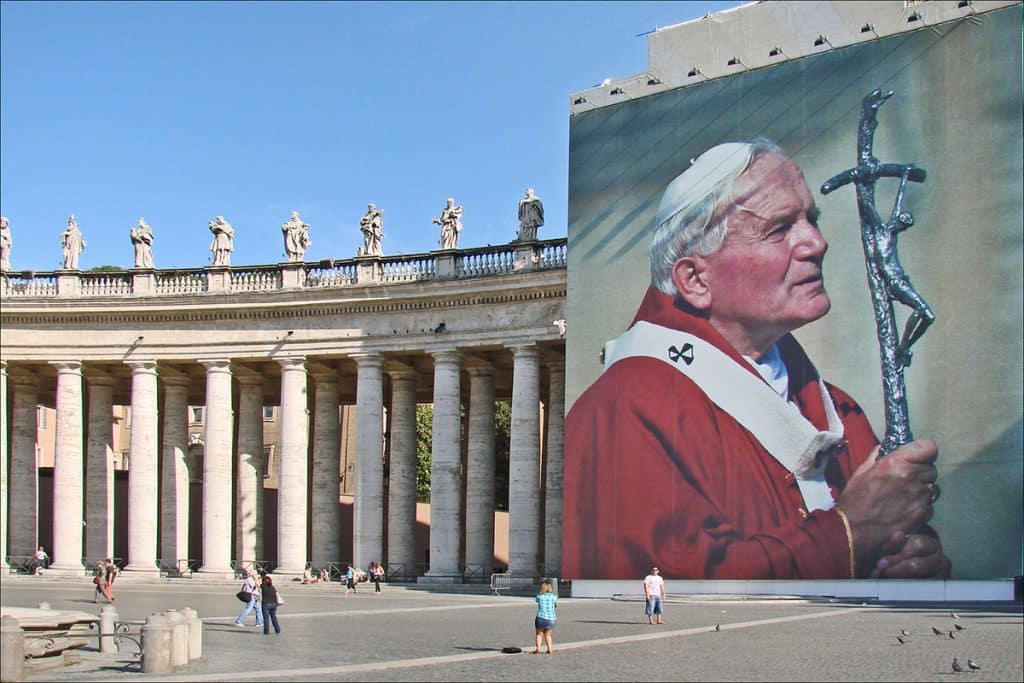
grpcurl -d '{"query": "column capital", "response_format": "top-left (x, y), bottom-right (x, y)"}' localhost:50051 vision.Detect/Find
top-left (546, 358), bottom-right (566, 372)
top-left (306, 360), bottom-right (337, 380)
top-left (0, 358), bottom-right (6, 371)
top-left (233, 364), bottom-right (264, 385)
top-left (84, 367), bottom-right (115, 386)
top-left (159, 366), bottom-right (191, 386)
top-left (431, 348), bottom-right (462, 364)
top-left (385, 359), bottom-right (416, 378)
top-left (508, 343), bottom-right (539, 357)
top-left (126, 359), bottom-right (159, 375)
top-left (465, 362), bottom-right (494, 378)
top-left (277, 356), bottom-right (308, 372)
top-left (351, 352), bottom-right (384, 370)
top-left (49, 360), bottom-right (83, 374)
top-left (199, 359), bottom-right (232, 373)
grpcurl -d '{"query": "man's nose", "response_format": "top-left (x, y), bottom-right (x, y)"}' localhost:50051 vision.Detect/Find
top-left (796, 220), bottom-right (828, 259)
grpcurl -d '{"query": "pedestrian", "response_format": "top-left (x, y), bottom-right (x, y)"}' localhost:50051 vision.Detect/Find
top-left (260, 575), bottom-right (282, 635)
top-left (92, 561), bottom-right (107, 603)
top-left (30, 546), bottom-right (49, 575)
top-left (345, 564), bottom-right (356, 595)
top-left (234, 569), bottom-right (263, 628)
top-left (532, 580), bottom-right (557, 654)
top-left (103, 558), bottom-right (118, 602)
top-left (369, 561), bottom-right (385, 595)
top-left (643, 566), bottom-right (666, 625)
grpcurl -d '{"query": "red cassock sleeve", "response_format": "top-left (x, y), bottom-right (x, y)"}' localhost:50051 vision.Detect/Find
top-left (562, 356), bottom-right (879, 580)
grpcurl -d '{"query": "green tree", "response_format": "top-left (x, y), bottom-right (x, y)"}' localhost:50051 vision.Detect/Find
top-left (415, 404), bottom-right (433, 502)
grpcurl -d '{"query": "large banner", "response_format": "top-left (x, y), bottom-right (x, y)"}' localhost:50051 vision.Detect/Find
top-left (563, 7), bottom-right (1022, 581)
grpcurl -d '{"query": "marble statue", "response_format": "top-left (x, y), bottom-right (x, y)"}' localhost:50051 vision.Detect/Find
top-left (208, 215), bottom-right (235, 266)
top-left (130, 217), bottom-right (155, 269)
top-left (517, 187), bottom-right (545, 241)
top-left (432, 197), bottom-right (464, 250)
top-left (0, 216), bottom-right (11, 272)
top-left (359, 203), bottom-right (384, 256)
top-left (60, 214), bottom-right (86, 270)
top-left (282, 211), bottom-right (311, 262)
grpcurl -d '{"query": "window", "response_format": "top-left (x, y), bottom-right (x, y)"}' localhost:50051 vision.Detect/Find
top-left (37, 408), bottom-right (47, 429)
top-left (189, 406), bottom-right (204, 425)
top-left (262, 406), bottom-right (275, 421)
top-left (263, 446), bottom-right (275, 479)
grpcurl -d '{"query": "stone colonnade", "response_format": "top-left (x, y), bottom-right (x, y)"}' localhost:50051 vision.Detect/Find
top-left (0, 351), bottom-right (566, 580)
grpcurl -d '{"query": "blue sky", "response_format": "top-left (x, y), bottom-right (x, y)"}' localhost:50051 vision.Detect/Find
top-left (1, 1), bottom-right (739, 272)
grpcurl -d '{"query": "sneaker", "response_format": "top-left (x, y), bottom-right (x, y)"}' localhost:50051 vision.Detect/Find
top-left (233, 622), bottom-right (245, 627)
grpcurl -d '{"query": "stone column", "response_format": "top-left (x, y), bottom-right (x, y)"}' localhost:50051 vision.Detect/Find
top-left (386, 366), bottom-right (417, 577)
top-left (353, 354), bottom-right (384, 571)
top-left (276, 357), bottom-right (309, 576)
top-left (508, 344), bottom-right (540, 578)
top-left (543, 361), bottom-right (566, 576)
top-left (0, 361), bottom-right (7, 571)
top-left (8, 370), bottom-right (38, 556)
top-left (50, 361), bottom-right (85, 572)
top-left (465, 364), bottom-right (496, 576)
top-left (235, 370), bottom-right (264, 566)
top-left (309, 364), bottom-right (341, 570)
top-left (126, 360), bottom-right (160, 573)
top-left (424, 349), bottom-right (462, 581)
top-left (199, 360), bottom-right (234, 576)
top-left (85, 370), bottom-right (115, 562)
top-left (160, 370), bottom-right (190, 566)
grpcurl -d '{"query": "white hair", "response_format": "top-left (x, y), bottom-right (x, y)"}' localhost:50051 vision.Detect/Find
top-left (649, 139), bottom-right (784, 295)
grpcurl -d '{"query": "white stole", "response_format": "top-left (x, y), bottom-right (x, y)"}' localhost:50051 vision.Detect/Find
top-left (603, 321), bottom-right (845, 512)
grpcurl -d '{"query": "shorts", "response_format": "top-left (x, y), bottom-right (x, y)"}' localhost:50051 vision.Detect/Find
top-left (534, 617), bottom-right (556, 630)
top-left (645, 596), bottom-right (664, 615)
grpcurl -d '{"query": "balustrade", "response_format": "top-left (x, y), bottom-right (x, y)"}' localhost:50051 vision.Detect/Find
top-left (0, 238), bottom-right (566, 299)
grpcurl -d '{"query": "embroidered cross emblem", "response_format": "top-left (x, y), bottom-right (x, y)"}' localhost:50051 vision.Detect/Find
top-left (668, 343), bottom-right (694, 365)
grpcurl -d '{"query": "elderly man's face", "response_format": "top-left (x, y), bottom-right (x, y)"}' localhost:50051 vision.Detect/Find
top-left (700, 154), bottom-right (830, 355)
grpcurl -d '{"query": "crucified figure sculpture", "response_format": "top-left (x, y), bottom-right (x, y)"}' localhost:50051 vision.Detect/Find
top-left (821, 88), bottom-right (934, 455)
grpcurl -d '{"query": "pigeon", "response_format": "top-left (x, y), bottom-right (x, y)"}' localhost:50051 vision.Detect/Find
top-left (897, 636), bottom-right (908, 645)
top-left (952, 657), bottom-right (964, 673)
top-left (951, 611), bottom-right (961, 619)
top-left (967, 659), bottom-right (980, 671)
top-left (900, 628), bottom-right (912, 636)
top-left (714, 624), bottom-right (721, 631)
top-left (948, 630), bottom-right (956, 639)
top-left (954, 623), bottom-right (966, 631)
top-left (932, 627), bottom-right (945, 635)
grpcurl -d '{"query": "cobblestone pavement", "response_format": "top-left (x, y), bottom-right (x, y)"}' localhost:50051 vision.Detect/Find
top-left (2, 577), bottom-right (1021, 682)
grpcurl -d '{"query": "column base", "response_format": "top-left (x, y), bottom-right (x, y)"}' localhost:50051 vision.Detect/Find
top-left (35, 566), bottom-right (84, 578)
top-left (418, 573), bottom-right (462, 584)
top-left (196, 566), bottom-right (236, 580)
top-left (123, 563), bottom-right (161, 574)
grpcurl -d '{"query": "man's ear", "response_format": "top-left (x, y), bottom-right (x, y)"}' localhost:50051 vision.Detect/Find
top-left (670, 256), bottom-right (711, 311)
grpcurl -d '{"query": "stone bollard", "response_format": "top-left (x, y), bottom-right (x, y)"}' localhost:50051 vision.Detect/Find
top-left (183, 607), bottom-right (202, 660)
top-left (99, 604), bottom-right (118, 654)
top-left (164, 610), bottom-right (188, 668)
top-left (0, 615), bottom-right (25, 683)
top-left (141, 613), bottom-right (172, 674)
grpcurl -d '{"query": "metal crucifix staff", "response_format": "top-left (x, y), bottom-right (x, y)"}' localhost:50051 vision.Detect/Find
top-left (820, 88), bottom-right (935, 456)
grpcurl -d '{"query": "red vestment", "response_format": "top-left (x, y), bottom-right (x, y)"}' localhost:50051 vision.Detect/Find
top-left (562, 287), bottom-right (880, 580)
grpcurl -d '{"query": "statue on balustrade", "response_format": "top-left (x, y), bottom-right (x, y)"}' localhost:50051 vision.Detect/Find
top-left (432, 197), bottom-right (464, 250)
top-left (282, 211), bottom-right (311, 262)
top-left (130, 217), bottom-right (155, 269)
top-left (516, 187), bottom-right (544, 241)
top-left (359, 203), bottom-right (384, 256)
top-left (208, 215), bottom-right (235, 266)
top-left (60, 214), bottom-right (86, 270)
top-left (0, 216), bottom-right (11, 272)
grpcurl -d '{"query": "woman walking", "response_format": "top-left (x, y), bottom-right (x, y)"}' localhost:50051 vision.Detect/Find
top-left (532, 581), bottom-right (557, 654)
top-left (234, 570), bottom-right (263, 628)
top-left (345, 564), bottom-right (357, 595)
top-left (260, 575), bottom-right (282, 635)
top-left (369, 561), bottom-right (384, 595)
top-left (92, 561), bottom-right (107, 603)
top-left (103, 559), bottom-right (118, 602)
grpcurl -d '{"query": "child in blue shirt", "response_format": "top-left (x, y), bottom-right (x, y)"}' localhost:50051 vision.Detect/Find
top-left (533, 581), bottom-right (557, 654)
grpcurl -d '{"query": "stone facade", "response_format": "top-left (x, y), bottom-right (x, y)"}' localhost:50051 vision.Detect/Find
top-left (0, 240), bottom-right (567, 579)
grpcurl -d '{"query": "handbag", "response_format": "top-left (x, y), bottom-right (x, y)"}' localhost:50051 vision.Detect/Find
top-left (92, 577), bottom-right (100, 585)
top-left (277, 592), bottom-right (285, 605)
top-left (236, 590), bottom-right (252, 603)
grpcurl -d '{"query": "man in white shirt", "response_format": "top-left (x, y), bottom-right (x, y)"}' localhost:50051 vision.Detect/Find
top-left (643, 566), bottom-right (666, 625)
